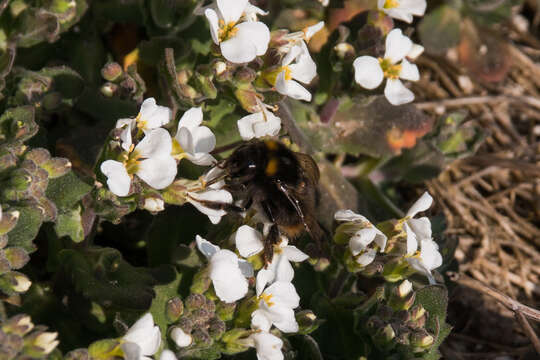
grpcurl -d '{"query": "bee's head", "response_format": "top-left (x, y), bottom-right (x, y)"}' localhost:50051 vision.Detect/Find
top-left (222, 141), bottom-right (263, 183)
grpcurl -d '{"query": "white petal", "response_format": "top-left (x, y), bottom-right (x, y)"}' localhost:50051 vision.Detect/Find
top-left (220, 35), bottom-right (257, 63)
top-left (420, 239), bottom-right (443, 271)
top-left (264, 305), bottom-right (299, 333)
top-left (188, 189), bottom-right (233, 224)
top-left (384, 8), bottom-right (414, 23)
top-left (137, 156), bottom-right (177, 189)
top-left (135, 128), bottom-right (173, 159)
top-left (243, 4), bottom-right (268, 21)
top-left (176, 127), bottom-right (194, 155)
top-left (399, 59), bottom-right (419, 81)
top-left (217, 0), bottom-right (248, 24)
top-left (123, 314), bottom-right (161, 356)
top-left (353, 56), bottom-right (384, 89)
top-left (205, 8), bottom-right (220, 44)
top-left (170, 328), bottom-right (192, 348)
top-left (101, 160), bottom-right (131, 197)
top-left (283, 245), bottom-right (309, 262)
top-left (116, 118), bottom-right (135, 152)
top-left (384, 78), bottom-right (415, 105)
top-left (377, 0), bottom-right (386, 10)
top-left (334, 210), bottom-right (369, 223)
top-left (304, 21), bottom-right (324, 41)
top-left (196, 235), bottom-right (220, 258)
top-left (235, 21), bottom-right (270, 56)
top-left (282, 44), bottom-right (303, 67)
top-left (406, 192), bottom-right (433, 217)
top-left (384, 29), bottom-right (413, 64)
top-left (178, 107), bottom-right (203, 131)
top-left (404, 222), bottom-right (418, 255)
top-left (251, 310), bottom-right (272, 331)
top-left (407, 217), bottom-right (432, 241)
top-left (192, 126), bottom-right (216, 154)
top-left (265, 281), bottom-right (299, 309)
top-left (276, 74), bottom-right (312, 101)
top-left (401, 0), bottom-right (427, 16)
top-left (186, 153), bottom-right (216, 166)
top-left (237, 111), bottom-right (281, 140)
top-left (274, 254), bottom-right (294, 283)
top-left (289, 42), bottom-right (317, 84)
top-left (250, 332), bottom-right (284, 360)
top-left (238, 259), bottom-right (254, 277)
top-left (373, 229), bottom-right (388, 251)
top-left (121, 343), bottom-right (141, 360)
top-left (235, 225), bottom-right (264, 258)
top-left (256, 268), bottom-right (275, 296)
top-left (349, 228), bottom-right (376, 255)
top-left (160, 350), bottom-right (178, 360)
top-left (356, 248), bottom-right (377, 266)
top-left (210, 250), bottom-right (249, 302)
top-left (139, 98), bottom-right (171, 129)
top-left (407, 44), bottom-right (424, 60)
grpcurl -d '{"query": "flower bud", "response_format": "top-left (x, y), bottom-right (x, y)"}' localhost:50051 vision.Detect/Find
top-left (215, 301), bottom-right (236, 321)
top-left (409, 305), bottom-right (427, 328)
top-left (33, 331), bottom-right (59, 355)
top-left (193, 72), bottom-right (217, 99)
top-left (177, 317), bottom-right (194, 334)
top-left (234, 88), bottom-right (260, 113)
top-left (5, 247), bottom-right (30, 270)
top-left (208, 317), bottom-right (226, 339)
top-left (166, 297), bottom-right (184, 322)
top-left (191, 309), bottom-right (212, 326)
top-left (2, 314), bottom-right (34, 336)
top-left (170, 326), bottom-right (192, 347)
top-left (185, 294), bottom-right (206, 311)
top-left (100, 83), bottom-right (118, 97)
top-left (190, 269), bottom-right (211, 294)
top-left (388, 280), bottom-right (416, 311)
top-left (1, 272), bottom-right (32, 293)
top-left (234, 67), bottom-right (256, 84)
top-left (42, 92), bottom-right (63, 111)
top-left (0, 210), bottom-right (20, 235)
top-left (88, 339), bottom-right (122, 359)
top-left (0, 152), bottom-right (18, 172)
top-left (101, 62), bottom-right (124, 82)
top-left (142, 196), bottom-right (165, 213)
top-left (192, 329), bottom-right (212, 346)
top-left (220, 328), bottom-right (251, 354)
top-left (410, 329), bottom-right (434, 351)
top-left (295, 310), bottom-right (319, 334)
top-left (0, 332), bottom-right (23, 356)
top-left (212, 61), bottom-right (231, 82)
top-left (372, 324), bottom-right (396, 350)
top-left (334, 43), bottom-right (355, 60)
top-left (65, 348), bottom-right (90, 360)
top-left (376, 305), bottom-right (394, 321)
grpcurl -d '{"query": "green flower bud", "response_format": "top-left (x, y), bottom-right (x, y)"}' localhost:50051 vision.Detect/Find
top-left (65, 348), bottom-right (90, 360)
top-left (203, 297), bottom-right (216, 313)
top-left (2, 314), bottom-right (34, 336)
top-left (0, 152), bottom-right (18, 172)
top-left (100, 83), bottom-right (118, 98)
top-left (295, 310), bottom-right (320, 334)
top-left (101, 62), bottom-right (124, 82)
top-left (0, 254), bottom-right (10, 273)
top-left (193, 72), bottom-right (217, 100)
top-left (191, 309), bottom-right (212, 326)
top-left (5, 247), bottom-right (30, 270)
top-left (234, 88), bottom-right (259, 113)
top-left (220, 328), bottom-right (251, 355)
top-left (190, 268), bottom-right (211, 294)
top-left (410, 329), bottom-right (434, 351)
top-left (192, 329), bottom-right (212, 347)
top-left (1, 332), bottom-right (24, 357)
top-left (88, 339), bottom-right (122, 360)
top-left (388, 280), bottom-right (416, 311)
top-left (0, 271), bottom-right (31, 294)
top-left (408, 305), bottom-right (427, 328)
top-left (234, 67), bottom-right (256, 84)
top-left (177, 316), bottom-right (194, 334)
top-left (166, 297), bottom-right (184, 322)
top-left (372, 324), bottom-right (396, 350)
top-left (26, 331), bottom-right (59, 356)
top-left (212, 61), bottom-right (231, 82)
top-left (0, 210), bottom-right (20, 235)
top-left (215, 301), bottom-right (236, 321)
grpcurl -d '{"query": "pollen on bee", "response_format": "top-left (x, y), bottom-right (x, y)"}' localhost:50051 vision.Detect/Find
top-left (265, 157), bottom-right (279, 176)
top-left (264, 140), bottom-right (279, 151)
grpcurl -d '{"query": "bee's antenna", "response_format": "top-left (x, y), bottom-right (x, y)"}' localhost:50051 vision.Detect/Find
top-left (210, 141), bottom-right (244, 155)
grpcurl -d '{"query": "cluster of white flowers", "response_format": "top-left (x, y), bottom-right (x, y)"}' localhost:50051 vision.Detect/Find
top-left (195, 224), bottom-right (310, 360)
top-left (199, 0), bottom-right (323, 141)
top-left (353, 0), bottom-right (427, 105)
top-left (334, 191), bottom-right (442, 283)
top-left (100, 98), bottom-right (234, 224)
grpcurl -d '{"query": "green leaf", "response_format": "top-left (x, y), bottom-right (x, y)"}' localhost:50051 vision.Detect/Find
top-left (418, 5), bottom-right (461, 55)
top-left (8, 206), bottom-right (43, 252)
top-left (0, 106), bottom-right (38, 144)
top-left (55, 204), bottom-right (85, 242)
top-left (289, 334), bottom-right (324, 360)
top-left (46, 171), bottom-right (92, 211)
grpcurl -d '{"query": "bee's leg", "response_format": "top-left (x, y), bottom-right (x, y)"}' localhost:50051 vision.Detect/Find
top-left (260, 201), bottom-right (280, 265)
top-left (187, 196), bottom-right (248, 213)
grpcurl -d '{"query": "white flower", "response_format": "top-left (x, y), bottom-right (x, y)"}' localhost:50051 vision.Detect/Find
top-left (275, 41), bottom-right (317, 101)
top-left (406, 238), bottom-right (443, 285)
top-left (205, 0), bottom-right (270, 63)
top-left (249, 331), bottom-right (284, 360)
top-left (196, 235), bottom-right (252, 303)
top-left (402, 192), bottom-right (442, 284)
top-left (170, 327), bottom-right (193, 347)
top-left (101, 128), bottom-right (177, 196)
top-left (187, 188), bottom-right (233, 224)
top-left (142, 197), bottom-right (165, 212)
top-left (34, 332), bottom-right (59, 355)
top-left (243, 3), bottom-right (268, 21)
top-left (237, 107), bottom-right (281, 140)
top-left (353, 28), bottom-right (420, 105)
top-left (279, 22), bottom-right (325, 53)
top-left (334, 210), bottom-right (387, 267)
top-left (378, 0), bottom-right (427, 23)
top-left (121, 313), bottom-right (161, 360)
top-left (174, 107), bottom-right (216, 166)
top-left (251, 281), bottom-right (300, 333)
top-left (12, 273), bottom-right (32, 292)
top-left (116, 98), bottom-right (171, 151)
top-left (234, 226), bottom-right (308, 295)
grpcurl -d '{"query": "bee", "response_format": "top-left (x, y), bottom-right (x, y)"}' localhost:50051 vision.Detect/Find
top-left (217, 139), bottom-right (324, 263)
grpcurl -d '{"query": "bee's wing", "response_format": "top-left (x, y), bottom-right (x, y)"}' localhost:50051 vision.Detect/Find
top-left (294, 152), bottom-right (320, 184)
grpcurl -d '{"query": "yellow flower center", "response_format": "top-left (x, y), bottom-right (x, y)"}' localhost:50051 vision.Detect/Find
top-left (219, 20), bottom-right (239, 42)
top-left (383, 0), bottom-right (400, 9)
top-left (122, 145), bottom-right (142, 174)
top-left (260, 293), bottom-right (274, 307)
top-left (379, 58), bottom-right (402, 79)
top-left (263, 66), bottom-right (293, 86)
